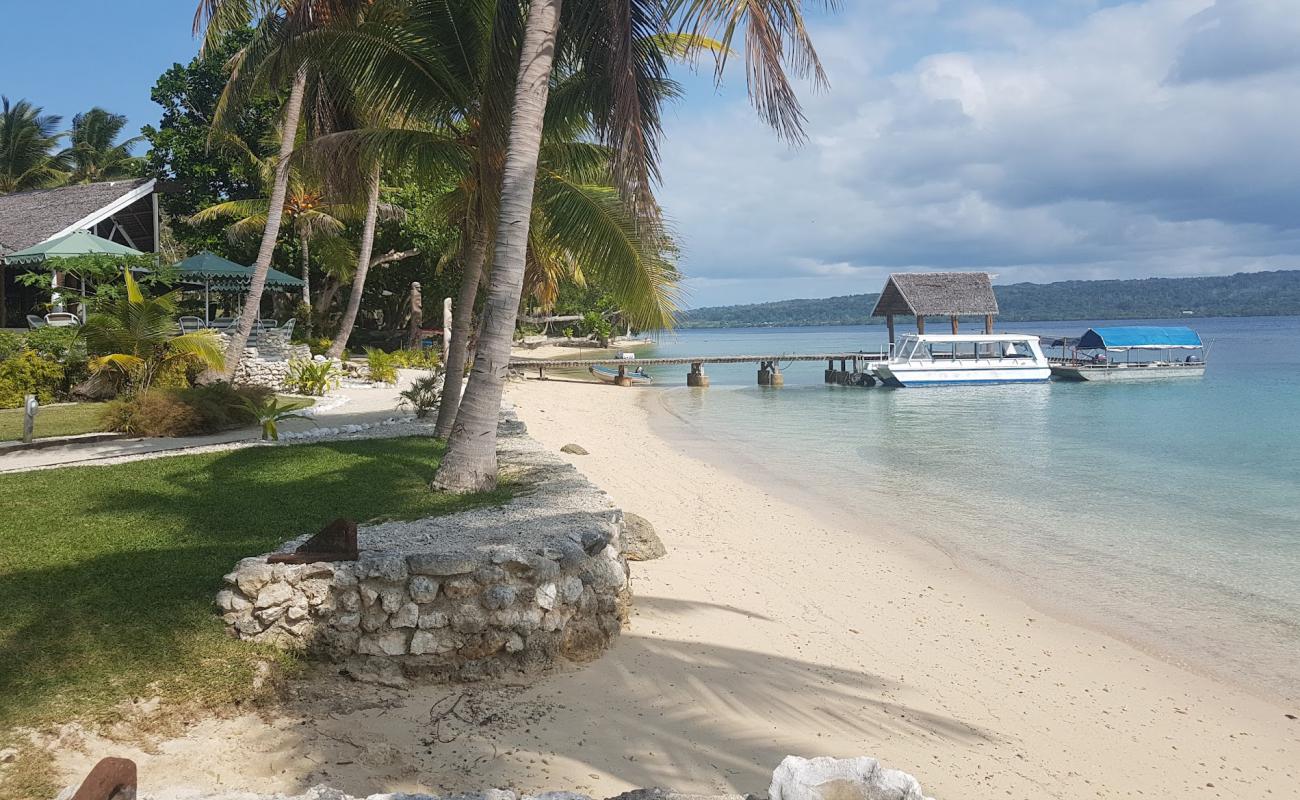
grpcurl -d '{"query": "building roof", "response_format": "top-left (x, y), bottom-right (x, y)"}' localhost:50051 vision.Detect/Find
top-left (870, 271), bottom-right (1000, 317)
top-left (0, 178), bottom-right (156, 257)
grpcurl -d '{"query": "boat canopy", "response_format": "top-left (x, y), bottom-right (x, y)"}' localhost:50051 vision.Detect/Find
top-left (1077, 326), bottom-right (1203, 350)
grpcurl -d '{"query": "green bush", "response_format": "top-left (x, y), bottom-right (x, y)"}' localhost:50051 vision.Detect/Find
top-left (0, 351), bottom-right (65, 408)
top-left (285, 359), bottom-right (340, 396)
top-left (23, 326), bottom-right (83, 362)
top-left (98, 383), bottom-right (273, 437)
top-left (365, 348), bottom-right (398, 384)
top-left (398, 372), bottom-right (442, 419)
top-left (390, 348), bottom-right (441, 370)
top-left (0, 331), bottom-right (24, 361)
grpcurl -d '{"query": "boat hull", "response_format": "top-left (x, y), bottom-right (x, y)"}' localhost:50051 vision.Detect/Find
top-left (589, 365), bottom-right (652, 385)
top-left (1050, 363), bottom-right (1205, 382)
top-left (876, 364), bottom-right (1050, 387)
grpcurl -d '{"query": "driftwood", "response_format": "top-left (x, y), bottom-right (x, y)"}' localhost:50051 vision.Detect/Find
top-left (267, 518), bottom-right (359, 564)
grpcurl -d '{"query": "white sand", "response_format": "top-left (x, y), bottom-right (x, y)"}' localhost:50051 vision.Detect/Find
top-left (55, 378), bottom-right (1298, 799)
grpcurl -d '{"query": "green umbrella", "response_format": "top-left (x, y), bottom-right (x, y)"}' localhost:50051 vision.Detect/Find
top-left (2, 229), bottom-right (144, 265)
top-left (173, 250), bottom-right (305, 324)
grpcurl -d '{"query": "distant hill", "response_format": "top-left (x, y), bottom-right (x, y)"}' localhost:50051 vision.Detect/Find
top-left (679, 270), bottom-right (1300, 328)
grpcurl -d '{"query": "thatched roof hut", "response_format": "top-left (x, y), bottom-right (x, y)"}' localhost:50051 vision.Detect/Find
top-left (870, 271), bottom-right (999, 338)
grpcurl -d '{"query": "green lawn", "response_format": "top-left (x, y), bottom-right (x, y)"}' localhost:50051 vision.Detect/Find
top-left (0, 437), bottom-right (508, 735)
top-left (0, 403), bottom-right (108, 442)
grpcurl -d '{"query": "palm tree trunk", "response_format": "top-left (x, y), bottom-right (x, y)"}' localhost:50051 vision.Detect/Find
top-left (300, 224), bottom-right (311, 308)
top-left (222, 67), bottom-right (308, 379)
top-left (433, 224), bottom-right (489, 439)
top-left (327, 165), bottom-right (382, 359)
top-left (433, 0), bottom-right (563, 493)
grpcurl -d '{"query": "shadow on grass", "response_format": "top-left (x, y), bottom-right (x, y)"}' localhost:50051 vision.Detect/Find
top-left (0, 436), bottom-right (509, 730)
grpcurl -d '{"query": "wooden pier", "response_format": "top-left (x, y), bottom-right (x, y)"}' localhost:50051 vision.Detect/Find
top-left (509, 351), bottom-right (889, 387)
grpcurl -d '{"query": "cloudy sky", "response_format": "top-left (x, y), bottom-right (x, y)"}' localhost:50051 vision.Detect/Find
top-left (659, 0), bottom-right (1300, 306)
top-left (3, 0), bottom-right (1297, 308)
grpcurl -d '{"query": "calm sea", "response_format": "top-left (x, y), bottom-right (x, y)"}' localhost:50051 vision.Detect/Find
top-left (624, 316), bottom-right (1300, 702)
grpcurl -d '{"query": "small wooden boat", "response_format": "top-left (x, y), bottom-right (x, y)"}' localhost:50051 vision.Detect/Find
top-left (1047, 326), bottom-right (1207, 382)
top-left (589, 364), bottom-right (653, 385)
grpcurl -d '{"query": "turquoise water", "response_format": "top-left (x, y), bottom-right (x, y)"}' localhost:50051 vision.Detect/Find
top-left (633, 317), bottom-right (1300, 701)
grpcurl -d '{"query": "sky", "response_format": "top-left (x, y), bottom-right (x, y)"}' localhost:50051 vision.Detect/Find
top-left (3, 0), bottom-right (1299, 308)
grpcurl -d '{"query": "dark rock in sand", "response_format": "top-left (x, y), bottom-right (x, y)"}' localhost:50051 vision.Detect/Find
top-left (561, 443), bottom-right (590, 455)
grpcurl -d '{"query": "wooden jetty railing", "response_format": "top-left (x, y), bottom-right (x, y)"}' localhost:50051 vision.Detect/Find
top-left (509, 351), bottom-right (890, 387)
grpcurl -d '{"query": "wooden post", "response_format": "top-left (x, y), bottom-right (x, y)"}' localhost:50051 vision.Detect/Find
top-left (950, 316), bottom-right (959, 334)
top-left (985, 314), bottom-right (993, 334)
top-left (615, 364), bottom-right (631, 387)
top-left (22, 394), bottom-right (37, 444)
top-left (916, 316), bottom-right (926, 334)
top-left (687, 362), bottom-right (709, 387)
top-left (69, 757), bottom-right (136, 800)
top-left (886, 314), bottom-right (895, 349)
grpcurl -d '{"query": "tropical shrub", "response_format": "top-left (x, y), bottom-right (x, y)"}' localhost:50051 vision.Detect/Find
top-left (365, 347), bottom-right (398, 384)
top-left (0, 351), bottom-right (65, 408)
top-left (582, 311), bottom-right (613, 341)
top-left (398, 372), bottom-right (443, 419)
top-left (81, 270), bottom-right (224, 392)
top-left (24, 326), bottom-right (83, 362)
top-left (238, 395), bottom-right (314, 440)
top-left (0, 331), bottom-right (25, 361)
top-left (285, 359), bottom-right (340, 396)
top-left (99, 382), bottom-right (272, 437)
top-left (390, 348), bottom-right (441, 370)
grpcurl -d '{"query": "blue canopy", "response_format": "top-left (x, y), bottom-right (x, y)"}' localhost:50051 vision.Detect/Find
top-left (1076, 326), bottom-right (1203, 350)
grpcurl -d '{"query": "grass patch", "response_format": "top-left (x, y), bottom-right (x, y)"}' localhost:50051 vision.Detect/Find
top-left (0, 436), bottom-right (509, 735)
top-left (0, 403), bottom-right (107, 442)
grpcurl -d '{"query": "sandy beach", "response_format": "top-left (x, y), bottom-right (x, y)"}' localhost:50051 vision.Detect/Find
top-left (54, 376), bottom-right (1298, 799)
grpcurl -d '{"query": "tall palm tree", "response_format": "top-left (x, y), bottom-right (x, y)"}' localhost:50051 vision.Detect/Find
top-left (434, 0), bottom-right (833, 492)
top-left (0, 96), bottom-right (68, 194)
top-left (289, 0), bottom-right (688, 436)
top-left (66, 108), bottom-right (146, 184)
top-left (194, 0), bottom-right (369, 377)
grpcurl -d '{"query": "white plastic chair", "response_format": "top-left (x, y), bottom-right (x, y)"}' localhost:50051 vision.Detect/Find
top-left (44, 312), bottom-right (81, 327)
top-left (26, 315), bottom-right (47, 329)
top-left (178, 316), bottom-right (206, 333)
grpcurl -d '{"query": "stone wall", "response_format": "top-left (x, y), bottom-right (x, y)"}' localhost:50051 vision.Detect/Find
top-left (216, 329), bottom-right (312, 390)
top-left (218, 411), bottom-right (631, 683)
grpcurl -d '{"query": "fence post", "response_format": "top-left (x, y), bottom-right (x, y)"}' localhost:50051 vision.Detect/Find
top-left (23, 394), bottom-right (38, 444)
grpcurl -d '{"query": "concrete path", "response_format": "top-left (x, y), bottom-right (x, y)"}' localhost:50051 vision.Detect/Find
top-left (0, 370), bottom-right (427, 473)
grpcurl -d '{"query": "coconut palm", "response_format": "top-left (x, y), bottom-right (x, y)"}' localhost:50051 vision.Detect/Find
top-left (81, 270), bottom-right (226, 392)
top-left (285, 0), bottom-right (689, 436)
top-left (0, 96), bottom-right (68, 194)
top-left (193, 0), bottom-right (372, 377)
top-left (433, 0), bottom-right (832, 492)
top-left (66, 108), bottom-right (146, 184)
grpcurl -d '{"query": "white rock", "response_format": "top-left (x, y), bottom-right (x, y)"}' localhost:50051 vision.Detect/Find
top-left (769, 756), bottom-right (932, 800)
top-left (536, 582), bottom-right (558, 610)
top-left (408, 575), bottom-right (440, 603)
top-left (359, 631), bottom-right (408, 657)
top-left (409, 629), bottom-right (463, 656)
top-left (255, 582), bottom-right (294, 609)
top-left (391, 602), bottom-right (419, 628)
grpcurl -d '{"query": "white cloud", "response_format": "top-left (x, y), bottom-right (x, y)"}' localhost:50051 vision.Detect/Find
top-left (659, 0), bottom-right (1300, 307)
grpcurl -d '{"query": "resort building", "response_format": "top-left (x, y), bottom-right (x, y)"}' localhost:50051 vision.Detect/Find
top-left (0, 178), bottom-right (159, 327)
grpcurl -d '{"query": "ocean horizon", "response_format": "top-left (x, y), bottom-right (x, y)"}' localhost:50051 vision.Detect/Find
top-left (612, 316), bottom-right (1300, 703)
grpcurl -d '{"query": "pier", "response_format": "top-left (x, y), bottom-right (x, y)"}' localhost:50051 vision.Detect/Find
top-left (509, 351), bottom-right (889, 387)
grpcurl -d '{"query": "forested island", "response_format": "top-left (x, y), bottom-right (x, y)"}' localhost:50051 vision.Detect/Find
top-left (680, 270), bottom-right (1300, 328)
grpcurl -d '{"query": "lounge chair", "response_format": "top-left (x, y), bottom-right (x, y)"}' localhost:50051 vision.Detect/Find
top-left (257, 319), bottom-right (279, 330)
top-left (44, 312), bottom-right (81, 327)
top-left (26, 315), bottom-right (47, 329)
top-left (178, 316), bottom-right (206, 333)
top-left (279, 319), bottom-right (295, 339)
top-left (209, 317), bottom-right (237, 330)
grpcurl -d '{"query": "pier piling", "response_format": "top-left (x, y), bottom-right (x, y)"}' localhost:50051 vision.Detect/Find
top-left (687, 362), bottom-right (710, 387)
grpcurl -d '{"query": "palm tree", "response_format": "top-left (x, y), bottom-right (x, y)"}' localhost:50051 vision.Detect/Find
top-left (66, 108), bottom-right (146, 184)
top-left (290, 0), bottom-right (687, 436)
top-left (0, 96), bottom-right (68, 194)
top-left (433, 0), bottom-right (832, 492)
top-left (82, 270), bottom-right (226, 392)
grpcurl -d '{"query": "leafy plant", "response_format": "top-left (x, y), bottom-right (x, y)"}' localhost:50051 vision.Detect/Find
top-left (238, 395), bottom-right (314, 441)
top-left (285, 359), bottom-right (340, 397)
top-left (582, 311), bottom-right (613, 341)
top-left (0, 351), bottom-right (64, 408)
top-left (365, 347), bottom-right (398, 384)
top-left (390, 348), bottom-right (441, 370)
top-left (98, 382), bottom-right (272, 437)
top-left (81, 270), bottom-right (225, 392)
top-left (398, 372), bottom-right (443, 419)
top-left (0, 331), bottom-right (24, 361)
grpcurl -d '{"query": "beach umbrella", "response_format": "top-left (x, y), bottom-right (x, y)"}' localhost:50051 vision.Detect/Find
top-left (3, 230), bottom-right (146, 313)
top-left (173, 250), bottom-right (305, 323)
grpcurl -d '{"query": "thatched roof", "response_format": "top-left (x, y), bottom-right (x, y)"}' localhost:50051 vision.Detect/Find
top-left (870, 271), bottom-right (999, 317)
top-left (0, 178), bottom-right (156, 257)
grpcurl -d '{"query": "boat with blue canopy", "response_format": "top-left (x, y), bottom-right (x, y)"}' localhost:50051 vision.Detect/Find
top-left (1048, 326), bottom-right (1207, 381)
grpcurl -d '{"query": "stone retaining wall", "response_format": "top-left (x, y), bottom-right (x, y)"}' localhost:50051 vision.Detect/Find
top-left (218, 411), bottom-right (630, 682)
top-left (216, 330), bottom-right (313, 390)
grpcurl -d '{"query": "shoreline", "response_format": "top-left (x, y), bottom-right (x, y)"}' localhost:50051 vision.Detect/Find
top-left (46, 376), bottom-right (1298, 798)
top-left (641, 383), bottom-right (1292, 707)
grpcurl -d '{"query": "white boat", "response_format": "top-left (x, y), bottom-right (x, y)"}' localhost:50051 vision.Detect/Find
top-left (1048, 326), bottom-right (1207, 382)
top-left (875, 333), bottom-right (1051, 387)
